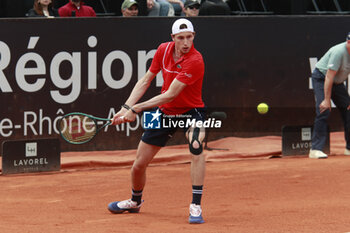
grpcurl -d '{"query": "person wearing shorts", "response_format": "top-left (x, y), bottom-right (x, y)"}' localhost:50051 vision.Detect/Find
top-left (108, 18), bottom-right (206, 224)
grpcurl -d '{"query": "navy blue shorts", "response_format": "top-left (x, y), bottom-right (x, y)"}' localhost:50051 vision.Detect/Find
top-left (141, 107), bottom-right (206, 147)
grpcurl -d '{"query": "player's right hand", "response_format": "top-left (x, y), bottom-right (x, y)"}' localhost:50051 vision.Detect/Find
top-left (319, 99), bottom-right (331, 113)
top-left (111, 109), bottom-right (127, 125)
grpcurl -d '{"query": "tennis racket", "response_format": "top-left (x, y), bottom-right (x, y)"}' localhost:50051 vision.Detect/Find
top-left (58, 112), bottom-right (119, 144)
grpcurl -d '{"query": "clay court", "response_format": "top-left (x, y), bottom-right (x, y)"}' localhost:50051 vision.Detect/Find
top-left (1, 132), bottom-right (350, 233)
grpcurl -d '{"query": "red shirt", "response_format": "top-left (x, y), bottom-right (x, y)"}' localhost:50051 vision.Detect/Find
top-left (149, 42), bottom-right (205, 115)
top-left (59, 1), bottom-right (96, 17)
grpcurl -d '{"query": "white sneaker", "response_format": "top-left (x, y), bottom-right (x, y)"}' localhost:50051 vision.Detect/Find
top-left (117, 199), bottom-right (139, 208)
top-left (108, 199), bottom-right (142, 214)
top-left (189, 204), bottom-right (204, 224)
top-left (344, 148), bottom-right (350, 155)
top-left (309, 149), bottom-right (328, 159)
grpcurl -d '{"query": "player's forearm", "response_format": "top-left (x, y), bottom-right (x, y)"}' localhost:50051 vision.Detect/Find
top-left (132, 92), bottom-right (177, 113)
top-left (324, 70), bottom-right (335, 101)
top-left (324, 79), bottom-right (333, 101)
top-left (125, 80), bottom-right (149, 106)
top-left (132, 78), bottom-right (186, 113)
top-left (124, 71), bottom-right (155, 106)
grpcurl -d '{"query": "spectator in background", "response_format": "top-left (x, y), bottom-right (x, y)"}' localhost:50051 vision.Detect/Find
top-left (156, 0), bottom-right (172, 16)
top-left (27, 0), bottom-right (59, 17)
top-left (137, 0), bottom-right (172, 16)
top-left (147, 0), bottom-right (161, 16)
top-left (59, 0), bottom-right (96, 17)
top-left (183, 0), bottom-right (200, 16)
top-left (121, 0), bottom-right (138, 17)
top-left (199, 0), bottom-right (231, 15)
top-left (168, 0), bottom-right (186, 15)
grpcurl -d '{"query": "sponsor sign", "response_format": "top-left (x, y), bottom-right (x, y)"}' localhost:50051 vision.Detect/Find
top-left (1, 138), bottom-right (60, 175)
top-left (282, 125), bottom-right (330, 156)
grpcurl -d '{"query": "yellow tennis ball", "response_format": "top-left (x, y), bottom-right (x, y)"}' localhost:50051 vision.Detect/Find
top-left (257, 103), bottom-right (269, 114)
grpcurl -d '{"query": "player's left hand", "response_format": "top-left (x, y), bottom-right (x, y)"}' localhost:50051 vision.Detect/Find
top-left (123, 109), bottom-right (137, 123)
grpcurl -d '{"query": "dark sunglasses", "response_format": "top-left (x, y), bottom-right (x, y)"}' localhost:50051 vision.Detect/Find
top-left (188, 5), bottom-right (200, 10)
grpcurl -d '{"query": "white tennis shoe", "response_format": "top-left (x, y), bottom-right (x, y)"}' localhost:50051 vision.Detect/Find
top-left (344, 148), bottom-right (350, 155)
top-left (309, 149), bottom-right (328, 159)
top-left (189, 204), bottom-right (204, 224)
top-left (108, 199), bottom-right (142, 214)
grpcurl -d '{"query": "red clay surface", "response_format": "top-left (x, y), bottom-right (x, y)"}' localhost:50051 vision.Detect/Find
top-left (1, 132), bottom-right (350, 232)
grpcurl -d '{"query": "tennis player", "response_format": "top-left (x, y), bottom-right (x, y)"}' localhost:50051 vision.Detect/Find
top-left (309, 32), bottom-right (350, 159)
top-left (108, 18), bottom-right (206, 224)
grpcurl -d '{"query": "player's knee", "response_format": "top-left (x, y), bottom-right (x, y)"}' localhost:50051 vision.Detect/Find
top-left (189, 127), bottom-right (203, 155)
top-left (132, 162), bottom-right (147, 174)
top-left (190, 143), bottom-right (203, 155)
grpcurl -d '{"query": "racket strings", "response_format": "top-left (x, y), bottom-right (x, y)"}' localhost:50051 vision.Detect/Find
top-left (59, 115), bottom-right (97, 143)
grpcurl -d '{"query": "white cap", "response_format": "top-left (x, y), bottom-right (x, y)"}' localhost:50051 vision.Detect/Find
top-left (171, 18), bottom-right (194, 35)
